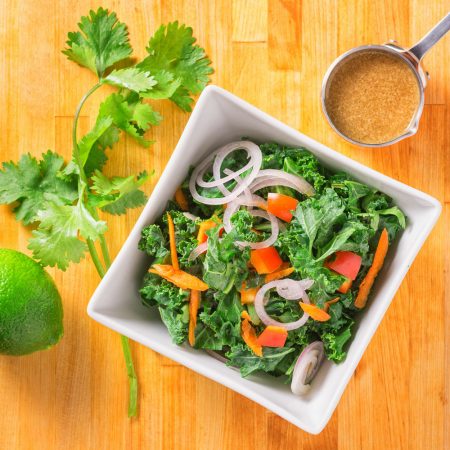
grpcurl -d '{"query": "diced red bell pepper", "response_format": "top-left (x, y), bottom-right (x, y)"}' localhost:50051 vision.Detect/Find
top-left (267, 193), bottom-right (299, 222)
top-left (250, 247), bottom-right (283, 274)
top-left (325, 251), bottom-right (362, 280)
top-left (257, 326), bottom-right (288, 347)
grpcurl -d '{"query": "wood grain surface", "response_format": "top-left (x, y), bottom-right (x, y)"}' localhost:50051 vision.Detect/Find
top-left (0, 1), bottom-right (448, 449)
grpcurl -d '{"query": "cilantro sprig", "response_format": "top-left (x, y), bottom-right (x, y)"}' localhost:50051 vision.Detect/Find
top-left (0, 8), bottom-right (213, 418)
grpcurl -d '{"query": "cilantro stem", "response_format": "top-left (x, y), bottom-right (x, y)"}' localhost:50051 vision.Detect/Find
top-left (72, 81), bottom-right (139, 419)
top-left (121, 335), bottom-right (138, 417)
top-left (86, 239), bottom-right (106, 277)
top-left (96, 222), bottom-right (137, 418)
top-left (99, 235), bottom-right (112, 267)
top-left (72, 82), bottom-right (103, 182)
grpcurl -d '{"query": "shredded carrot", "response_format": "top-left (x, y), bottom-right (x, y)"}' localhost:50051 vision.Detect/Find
top-left (197, 220), bottom-right (218, 243)
top-left (150, 264), bottom-right (208, 291)
top-left (240, 287), bottom-right (259, 304)
top-left (167, 212), bottom-right (179, 270)
top-left (265, 265), bottom-right (295, 283)
top-left (241, 310), bottom-right (252, 322)
top-left (324, 297), bottom-right (340, 313)
top-left (241, 318), bottom-right (263, 357)
top-left (174, 187), bottom-right (188, 211)
top-left (299, 302), bottom-right (331, 322)
top-left (188, 290), bottom-right (201, 346)
top-left (354, 228), bottom-right (389, 309)
top-left (338, 278), bottom-right (352, 294)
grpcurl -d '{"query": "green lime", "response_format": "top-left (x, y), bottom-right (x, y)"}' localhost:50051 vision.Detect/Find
top-left (0, 249), bottom-right (63, 355)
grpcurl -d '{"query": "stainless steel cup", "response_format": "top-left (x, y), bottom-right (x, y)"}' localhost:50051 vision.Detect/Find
top-left (321, 13), bottom-right (450, 147)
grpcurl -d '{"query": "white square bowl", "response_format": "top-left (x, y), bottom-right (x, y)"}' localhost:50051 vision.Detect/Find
top-left (87, 85), bottom-right (441, 434)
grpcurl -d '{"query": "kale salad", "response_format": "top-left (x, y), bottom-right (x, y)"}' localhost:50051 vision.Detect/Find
top-left (138, 141), bottom-right (405, 394)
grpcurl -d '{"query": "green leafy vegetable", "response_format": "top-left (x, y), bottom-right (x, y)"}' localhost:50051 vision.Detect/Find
top-left (90, 170), bottom-right (149, 215)
top-left (138, 224), bottom-right (169, 262)
top-left (203, 220), bottom-right (250, 293)
top-left (77, 116), bottom-right (114, 167)
top-left (140, 274), bottom-right (189, 345)
top-left (62, 8), bottom-right (132, 77)
top-left (102, 68), bottom-right (156, 92)
top-left (29, 199), bottom-right (107, 270)
top-left (0, 152), bottom-right (77, 224)
top-left (226, 344), bottom-right (295, 377)
top-left (138, 21), bottom-right (213, 111)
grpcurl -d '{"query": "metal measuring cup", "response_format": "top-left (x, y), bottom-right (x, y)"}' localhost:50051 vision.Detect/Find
top-left (321, 13), bottom-right (450, 147)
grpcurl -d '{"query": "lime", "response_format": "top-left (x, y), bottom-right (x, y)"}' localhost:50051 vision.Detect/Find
top-left (0, 249), bottom-right (63, 355)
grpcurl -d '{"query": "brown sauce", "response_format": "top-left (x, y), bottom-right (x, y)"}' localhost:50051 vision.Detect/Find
top-left (324, 50), bottom-right (421, 144)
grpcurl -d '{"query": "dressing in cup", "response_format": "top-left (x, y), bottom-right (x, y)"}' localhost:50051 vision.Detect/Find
top-left (321, 13), bottom-right (450, 147)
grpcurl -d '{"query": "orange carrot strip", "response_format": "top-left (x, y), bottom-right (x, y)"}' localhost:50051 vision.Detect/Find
top-left (338, 278), bottom-right (352, 294)
top-left (240, 287), bottom-right (259, 304)
top-left (188, 290), bottom-right (201, 346)
top-left (197, 220), bottom-right (218, 244)
top-left (354, 228), bottom-right (389, 309)
top-left (299, 302), bottom-right (331, 322)
top-left (174, 188), bottom-right (189, 211)
top-left (167, 212), bottom-right (179, 270)
top-left (150, 264), bottom-right (208, 291)
top-left (241, 310), bottom-right (252, 322)
top-left (324, 297), bottom-right (340, 313)
top-left (265, 266), bottom-right (295, 283)
top-left (241, 318), bottom-right (263, 357)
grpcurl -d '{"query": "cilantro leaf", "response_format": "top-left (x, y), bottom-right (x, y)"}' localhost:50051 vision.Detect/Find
top-left (77, 115), bottom-right (114, 167)
top-left (131, 101), bottom-right (162, 130)
top-left (90, 170), bottom-right (150, 215)
top-left (102, 190), bottom-right (147, 215)
top-left (28, 199), bottom-right (107, 270)
top-left (102, 68), bottom-right (156, 93)
top-left (63, 8), bottom-right (132, 77)
top-left (138, 22), bottom-right (213, 111)
top-left (143, 70), bottom-right (181, 100)
top-left (84, 124), bottom-right (120, 176)
top-left (0, 151), bottom-right (78, 225)
top-left (28, 229), bottom-right (87, 271)
top-left (98, 93), bottom-right (158, 147)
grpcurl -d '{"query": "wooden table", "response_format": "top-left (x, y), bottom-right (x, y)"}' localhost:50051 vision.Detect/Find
top-left (0, 1), bottom-right (448, 448)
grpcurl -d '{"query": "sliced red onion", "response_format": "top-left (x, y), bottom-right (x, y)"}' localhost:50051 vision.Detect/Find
top-left (291, 341), bottom-right (325, 395)
top-left (254, 279), bottom-right (314, 330)
top-left (189, 141), bottom-right (262, 205)
top-left (188, 242), bottom-right (208, 261)
top-left (224, 168), bottom-right (252, 200)
top-left (250, 169), bottom-right (315, 197)
top-left (272, 278), bottom-right (314, 301)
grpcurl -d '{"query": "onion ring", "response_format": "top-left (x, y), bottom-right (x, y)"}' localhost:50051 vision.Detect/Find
top-left (291, 341), bottom-right (325, 395)
top-left (250, 169), bottom-right (315, 197)
top-left (254, 279), bottom-right (314, 330)
top-left (189, 141), bottom-right (262, 205)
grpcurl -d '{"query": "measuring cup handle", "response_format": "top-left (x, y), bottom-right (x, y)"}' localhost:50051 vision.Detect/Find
top-left (409, 13), bottom-right (450, 61)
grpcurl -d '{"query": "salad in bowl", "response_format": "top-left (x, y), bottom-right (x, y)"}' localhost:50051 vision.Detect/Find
top-left (138, 140), bottom-right (405, 394)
